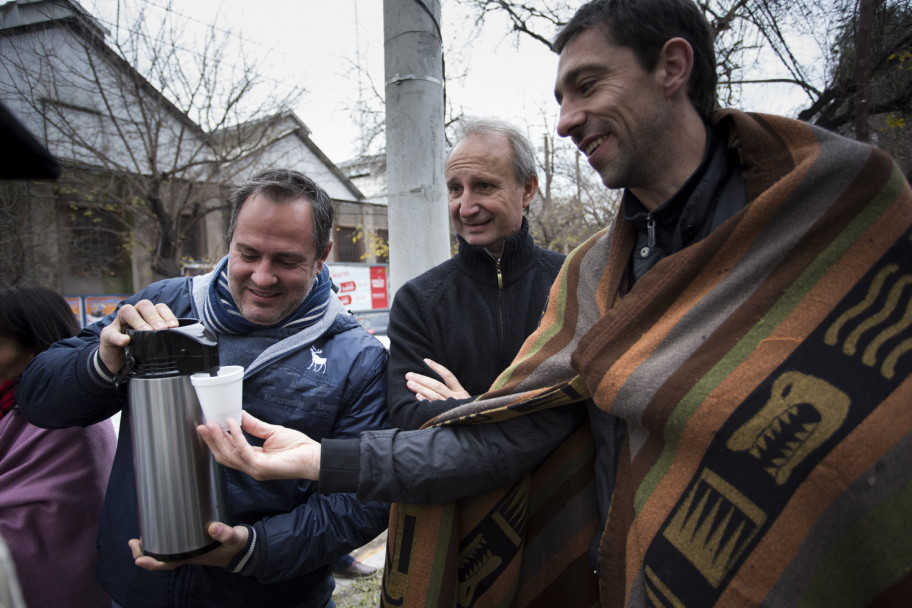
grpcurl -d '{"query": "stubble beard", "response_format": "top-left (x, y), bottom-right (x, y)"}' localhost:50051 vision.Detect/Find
top-left (597, 105), bottom-right (670, 193)
top-left (228, 276), bottom-right (314, 327)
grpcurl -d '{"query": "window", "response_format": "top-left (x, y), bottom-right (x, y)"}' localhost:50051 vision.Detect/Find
top-left (179, 215), bottom-right (203, 261)
top-left (0, 189), bottom-right (25, 284)
top-left (375, 229), bottom-right (389, 264)
top-left (67, 205), bottom-right (126, 276)
top-left (334, 226), bottom-right (363, 262)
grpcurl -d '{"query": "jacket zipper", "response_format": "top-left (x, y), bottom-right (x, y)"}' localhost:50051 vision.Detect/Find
top-left (646, 212), bottom-right (656, 248)
top-left (496, 257), bottom-right (504, 343)
top-left (485, 248), bottom-right (506, 344)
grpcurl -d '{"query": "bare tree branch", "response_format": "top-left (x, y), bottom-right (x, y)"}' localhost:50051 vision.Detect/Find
top-left (0, 0), bottom-right (307, 280)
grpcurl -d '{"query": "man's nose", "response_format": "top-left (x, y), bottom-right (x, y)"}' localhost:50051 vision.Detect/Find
top-left (556, 101), bottom-right (584, 140)
top-left (250, 259), bottom-right (278, 286)
top-left (458, 194), bottom-right (479, 218)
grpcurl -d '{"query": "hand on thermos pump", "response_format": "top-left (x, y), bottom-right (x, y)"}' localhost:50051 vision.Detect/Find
top-left (198, 412), bottom-right (322, 482)
top-left (129, 523), bottom-right (249, 571)
top-left (98, 299), bottom-right (179, 374)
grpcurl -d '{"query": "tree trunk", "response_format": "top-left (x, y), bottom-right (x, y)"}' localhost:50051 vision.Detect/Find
top-left (854, 0), bottom-right (875, 142)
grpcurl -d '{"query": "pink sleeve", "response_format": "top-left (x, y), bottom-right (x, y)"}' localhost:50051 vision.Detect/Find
top-left (0, 412), bottom-right (116, 608)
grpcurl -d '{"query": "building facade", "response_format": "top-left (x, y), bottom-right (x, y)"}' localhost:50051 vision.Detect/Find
top-left (0, 0), bottom-right (387, 299)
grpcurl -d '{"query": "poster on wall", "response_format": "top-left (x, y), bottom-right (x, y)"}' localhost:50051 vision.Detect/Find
top-left (65, 296), bottom-right (85, 327)
top-left (369, 266), bottom-right (388, 309)
top-left (84, 295), bottom-right (126, 325)
top-left (329, 264), bottom-right (388, 311)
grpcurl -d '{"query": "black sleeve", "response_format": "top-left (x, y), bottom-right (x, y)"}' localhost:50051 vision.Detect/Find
top-left (386, 282), bottom-right (459, 429)
top-left (354, 403), bottom-right (587, 504)
top-left (319, 437), bottom-right (361, 494)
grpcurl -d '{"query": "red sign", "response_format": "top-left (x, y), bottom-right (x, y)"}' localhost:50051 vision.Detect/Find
top-left (370, 266), bottom-right (388, 308)
top-left (329, 264), bottom-right (389, 311)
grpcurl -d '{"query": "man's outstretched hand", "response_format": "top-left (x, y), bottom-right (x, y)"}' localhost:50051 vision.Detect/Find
top-left (198, 412), bottom-right (321, 481)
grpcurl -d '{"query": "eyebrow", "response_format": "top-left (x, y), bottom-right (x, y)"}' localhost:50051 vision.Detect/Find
top-left (447, 174), bottom-right (501, 185)
top-left (235, 242), bottom-right (307, 262)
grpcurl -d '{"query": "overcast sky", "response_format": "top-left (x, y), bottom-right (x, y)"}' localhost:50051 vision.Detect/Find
top-left (84, 0), bottom-right (562, 163)
top-left (84, 0), bottom-right (813, 164)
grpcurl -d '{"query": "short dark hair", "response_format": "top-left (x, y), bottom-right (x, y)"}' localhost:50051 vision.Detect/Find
top-left (554, 0), bottom-right (717, 119)
top-left (226, 169), bottom-right (334, 257)
top-left (452, 118), bottom-right (538, 186)
top-left (0, 286), bottom-right (80, 353)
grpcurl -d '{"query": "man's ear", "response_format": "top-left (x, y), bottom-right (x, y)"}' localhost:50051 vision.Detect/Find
top-left (657, 37), bottom-right (693, 99)
top-left (521, 174), bottom-right (539, 212)
top-left (316, 239), bottom-right (333, 273)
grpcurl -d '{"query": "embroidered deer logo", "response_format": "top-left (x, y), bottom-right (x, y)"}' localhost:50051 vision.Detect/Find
top-left (308, 346), bottom-right (327, 373)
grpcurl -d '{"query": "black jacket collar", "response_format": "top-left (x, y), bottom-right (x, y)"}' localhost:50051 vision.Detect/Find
top-left (457, 216), bottom-right (537, 287)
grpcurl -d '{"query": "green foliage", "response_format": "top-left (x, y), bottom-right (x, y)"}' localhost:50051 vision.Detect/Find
top-left (332, 573), bottom-right (382, 608)
top-left (884, 113), bottom-right (906, 130)
top-left (352, 225), bottom-right (390, 262)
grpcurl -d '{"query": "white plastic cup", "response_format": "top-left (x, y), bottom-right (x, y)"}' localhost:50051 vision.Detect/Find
top-left (190, 365), bottom-right (244, 431)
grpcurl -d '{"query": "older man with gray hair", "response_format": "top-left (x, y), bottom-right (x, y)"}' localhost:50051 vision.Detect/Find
top-left (385, 118), bottom-right (565, 430)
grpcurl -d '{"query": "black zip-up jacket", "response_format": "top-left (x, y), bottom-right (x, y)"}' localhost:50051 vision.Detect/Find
top-left (386, 217), bottom-right (565, 429)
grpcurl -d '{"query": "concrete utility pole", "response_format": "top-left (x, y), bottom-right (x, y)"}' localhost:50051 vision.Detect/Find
top-left (384, 0), bottom-right (449, 300)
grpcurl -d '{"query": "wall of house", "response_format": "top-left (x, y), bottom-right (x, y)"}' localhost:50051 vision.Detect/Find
top-left (0, 1), bottom-right (388, 296)
top-left (1, 18), bottom-right (210, 295)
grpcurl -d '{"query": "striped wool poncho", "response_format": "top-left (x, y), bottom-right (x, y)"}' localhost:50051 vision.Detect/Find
top-left (381, 110), bottom-right (912, 607)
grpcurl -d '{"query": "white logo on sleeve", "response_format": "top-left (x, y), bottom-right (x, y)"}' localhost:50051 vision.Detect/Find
top-left (307, 346), bottom-right (327, 373)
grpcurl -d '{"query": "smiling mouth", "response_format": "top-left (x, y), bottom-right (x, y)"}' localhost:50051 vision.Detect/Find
top-left (247, 287), bottom-right (281, 300)
top-left (585, 136), bottom-right (607, 156)
top-left (462, 219), bottom-right (491, 229)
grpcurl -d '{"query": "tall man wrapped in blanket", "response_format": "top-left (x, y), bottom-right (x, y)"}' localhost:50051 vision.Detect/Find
top-left (197, 0), bottom-right (912, 606)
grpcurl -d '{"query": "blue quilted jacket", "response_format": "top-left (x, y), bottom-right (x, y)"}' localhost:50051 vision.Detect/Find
top-left (19, 271), bottom-right (390, 608)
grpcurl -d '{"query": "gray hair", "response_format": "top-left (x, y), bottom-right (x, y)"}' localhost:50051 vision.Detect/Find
top-left (449, 118), bottom-right (538, 186)
top-left (226, 168), bottom-right (334, 257)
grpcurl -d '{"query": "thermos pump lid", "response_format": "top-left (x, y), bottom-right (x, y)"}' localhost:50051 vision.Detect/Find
top-left (124, 319), bottom-right (219, 378)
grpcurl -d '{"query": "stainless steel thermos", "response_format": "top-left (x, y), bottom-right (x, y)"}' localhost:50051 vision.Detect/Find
top-left (123, 319), bottom-right (230, 561)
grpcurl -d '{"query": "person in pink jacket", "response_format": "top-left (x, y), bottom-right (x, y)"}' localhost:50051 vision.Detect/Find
top-left (0, 285), bottom-right (115, 608)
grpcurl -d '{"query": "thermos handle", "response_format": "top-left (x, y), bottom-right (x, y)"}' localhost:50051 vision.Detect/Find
top-left (113, 352), bottom-right (136, 389)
